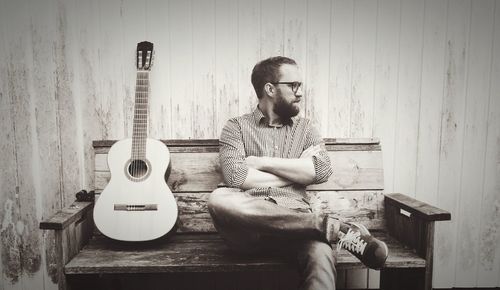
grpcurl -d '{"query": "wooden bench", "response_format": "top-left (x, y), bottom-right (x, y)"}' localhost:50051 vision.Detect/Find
top-left (40, 138), bottom-right (451, 290)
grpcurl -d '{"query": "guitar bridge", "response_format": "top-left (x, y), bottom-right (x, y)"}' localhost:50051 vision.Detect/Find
top-left (114, 204), bottom-right (158, 211)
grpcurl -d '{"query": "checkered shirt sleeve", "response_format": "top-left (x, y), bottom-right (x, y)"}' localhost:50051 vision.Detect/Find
top-left (304, 124), bottom-right (333, 184)
top-left (219, 118), bottom-right (249, 187)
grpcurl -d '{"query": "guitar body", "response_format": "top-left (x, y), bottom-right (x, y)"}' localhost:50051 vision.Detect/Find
top-left (94, 138), bottom-right (178, 241)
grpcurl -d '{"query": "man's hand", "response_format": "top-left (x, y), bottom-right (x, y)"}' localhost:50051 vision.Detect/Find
top-left (300, 144), bottom-right (322, 159)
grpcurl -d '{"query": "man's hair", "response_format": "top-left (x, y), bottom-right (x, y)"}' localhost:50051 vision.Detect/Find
top-left (251, 56), bottom-right (297, 99)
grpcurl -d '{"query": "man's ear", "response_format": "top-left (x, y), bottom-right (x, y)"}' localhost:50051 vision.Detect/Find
top-left (264, 83), bottom-right (275, 97)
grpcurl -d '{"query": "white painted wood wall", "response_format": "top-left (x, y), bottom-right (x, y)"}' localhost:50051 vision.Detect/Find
top-left (0, 0), bottom-right (499, 289)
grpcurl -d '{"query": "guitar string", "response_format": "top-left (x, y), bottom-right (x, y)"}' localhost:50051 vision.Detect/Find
top-left (132, 69), bottom-right (150, 177)
top-left (133, 55), bottom-right (140, 177)
top-left (130, 50), bottom-right (151, 177)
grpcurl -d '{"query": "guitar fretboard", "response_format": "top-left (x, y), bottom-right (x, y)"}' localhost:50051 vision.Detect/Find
top-left (132, 70), bottom-right (149, 159)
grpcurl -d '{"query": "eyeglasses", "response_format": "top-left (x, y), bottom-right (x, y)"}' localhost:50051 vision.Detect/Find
top-left (271, 82), bottom-right (302, 94)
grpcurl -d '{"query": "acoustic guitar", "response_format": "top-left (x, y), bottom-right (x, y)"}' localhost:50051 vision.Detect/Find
top-left (93, 41), bottom-right (178, 241)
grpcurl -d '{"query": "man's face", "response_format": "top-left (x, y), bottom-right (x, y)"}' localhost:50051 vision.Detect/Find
top-left (273, 64), bottom-right (303, 119)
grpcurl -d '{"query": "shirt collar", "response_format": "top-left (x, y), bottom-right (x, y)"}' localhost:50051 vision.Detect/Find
top-left (252, 106), bottom-right (295, 127)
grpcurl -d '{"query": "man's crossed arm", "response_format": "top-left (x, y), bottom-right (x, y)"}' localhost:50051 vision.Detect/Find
top-left (240, 145), bottom-right (322, 190)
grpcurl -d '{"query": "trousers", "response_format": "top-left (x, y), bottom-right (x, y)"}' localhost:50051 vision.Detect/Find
top-left (208, 187), bottom-right (337, 290)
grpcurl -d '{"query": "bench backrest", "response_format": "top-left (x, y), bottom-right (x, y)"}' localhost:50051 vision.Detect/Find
top-left (93, 138), bottom-right (385, 232)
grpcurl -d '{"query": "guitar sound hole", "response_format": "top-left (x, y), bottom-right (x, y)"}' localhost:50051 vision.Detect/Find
top-left (128, 159), bottom-right (148, 178)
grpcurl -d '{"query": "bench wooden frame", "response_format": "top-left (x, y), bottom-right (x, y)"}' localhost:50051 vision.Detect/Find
top-left (40, 138), bottom-right (450, 290)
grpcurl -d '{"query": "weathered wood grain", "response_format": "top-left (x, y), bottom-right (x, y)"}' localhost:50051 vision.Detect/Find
top-left (173, 192), bottom-right (214, 233)
top-left (477, 1), bottom-right (500, 285)
top-left (0, 1), bottom-right (20, 286)
top-left (146, 0), bottom-right (173, 139)
top-left (329, 0), bottom-right (354, 138)
top-left (433, 1), bottom-right (471, 287)
top-left (96, 0), bottom-right (126, 141)
top-left (95, 143), bottom-right (384, 153)
top-left (384, 193), bottom-right (451, 222)
top-left (260, 0), bottom-right (284, 58)
top-left (0, 51), bottom-right (24, 287)
top-left (94, 149), bottom-right (383, 192)
top-left (40, 202), bottom-right (93, 231)
top-left (92, 190), bottom-right (385, 233)
top-left (384, 195), bottom-right (441, 290)
top-left (392, 0), bottom-right (425, 196)
top-left (1, 1), bottom-right (44, 287)
top-left (455, 1), bottom-right (496, 287)
top-left (74, 0), bottom-right (102, 194)
top-left (192, 0), bottom-right (216, 139)
top-left (349, 0), bottom-right (377, 139)
top-left (119, 0), bottom-right (148, 141)
top-left (92, 138), bottom-right (381, 150)
top-left (313, 149), bottom-right (384, 191)
top-left (304, 0), bottom-right (330, 135)
top-left (308, 190), bottom-right (386, 230)
top-left (54, 205), bottom-right (94, 290)
top-left (173, 190), bottom-right (386, 233)
top-left (414, 0), bottom-right (447, 206)
top-left (236, 0), bottom-right (259, 118)
top-left (57, 0), bottom-right (86, 210)
top-left (64, 232), bottom-right (425, 275)
top-left (169, 0), bottom-right (194, 139)
top-left (283, 0), bottom-right (307, 73)
top-left (215, 0), bottom-right (239, 135)
top-left (372, 0), bottom-right (400, 194)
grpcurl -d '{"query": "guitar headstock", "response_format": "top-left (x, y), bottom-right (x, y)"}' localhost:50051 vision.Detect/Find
top-left (136, 41), bottom-right (154, 70)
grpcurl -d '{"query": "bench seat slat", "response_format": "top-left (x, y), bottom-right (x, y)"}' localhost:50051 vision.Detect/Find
top-left (64, 232), bottom-right (425, 275)
top-left (173, 190), bottom-right (386, 233)
top-left (92, 138), bottom-right (380, 149)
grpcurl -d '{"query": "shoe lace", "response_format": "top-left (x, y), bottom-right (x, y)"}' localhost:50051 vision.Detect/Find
top-left (337, 226), bottom-right (367, 255)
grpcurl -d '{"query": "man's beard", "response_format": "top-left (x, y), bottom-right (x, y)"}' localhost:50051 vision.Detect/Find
top-left (273, 95), bottom-right (300, 120)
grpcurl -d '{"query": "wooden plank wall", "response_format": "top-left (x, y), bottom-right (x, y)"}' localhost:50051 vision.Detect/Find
top-left (0, 0), bottom-right (499, 289)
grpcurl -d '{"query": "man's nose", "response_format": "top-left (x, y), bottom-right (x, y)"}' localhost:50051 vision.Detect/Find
top-left (296, 85), bottom-right (304, 97)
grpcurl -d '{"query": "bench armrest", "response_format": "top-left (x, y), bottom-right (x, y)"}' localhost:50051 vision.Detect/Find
top-left (383, 193), bottom-right (450, 290)
top-left (40, 201), bottom-right (94, 230)
top-left (384, 193), bottom-right (451, 222)
top-left (383, 193), bottom-right (451, 255)
top-left (39, 201), bottom-right (94, 290)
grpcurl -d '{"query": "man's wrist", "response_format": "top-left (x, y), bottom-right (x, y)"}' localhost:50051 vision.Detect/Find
top-left (256, 156), bottom-right (271, 171)
top-left (246, 156), bottom-right (268, 171)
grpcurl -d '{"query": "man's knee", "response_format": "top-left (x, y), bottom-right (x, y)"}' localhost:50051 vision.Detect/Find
top-left (207, 187), bottom-right (241, 217)
top-left (208, 187), bottom-right (234, 206)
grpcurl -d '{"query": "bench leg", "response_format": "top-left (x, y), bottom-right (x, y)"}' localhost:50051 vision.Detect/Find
top-left (52, 210), bottom-right (94, 290)
top-left (384, 200), bottom-right (438, 290)
top-left (54, 231), bottom-right (69, 290)
top-left (380, 268), bottom-right (425, 290)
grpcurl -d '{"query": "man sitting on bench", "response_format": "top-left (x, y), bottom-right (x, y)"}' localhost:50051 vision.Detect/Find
top-left (208, 56), bottom-right (388, 290)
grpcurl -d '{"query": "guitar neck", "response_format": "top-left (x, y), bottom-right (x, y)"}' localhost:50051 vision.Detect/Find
top-left (132, 70), bottom-right (150, 159)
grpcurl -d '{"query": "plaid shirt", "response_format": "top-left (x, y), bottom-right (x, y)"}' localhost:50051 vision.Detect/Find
top-left (219, 107), bottom-right (333, 210)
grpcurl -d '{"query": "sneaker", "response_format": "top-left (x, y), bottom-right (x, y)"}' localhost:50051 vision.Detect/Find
top-left (337, 222), bottom-right (388, 269)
